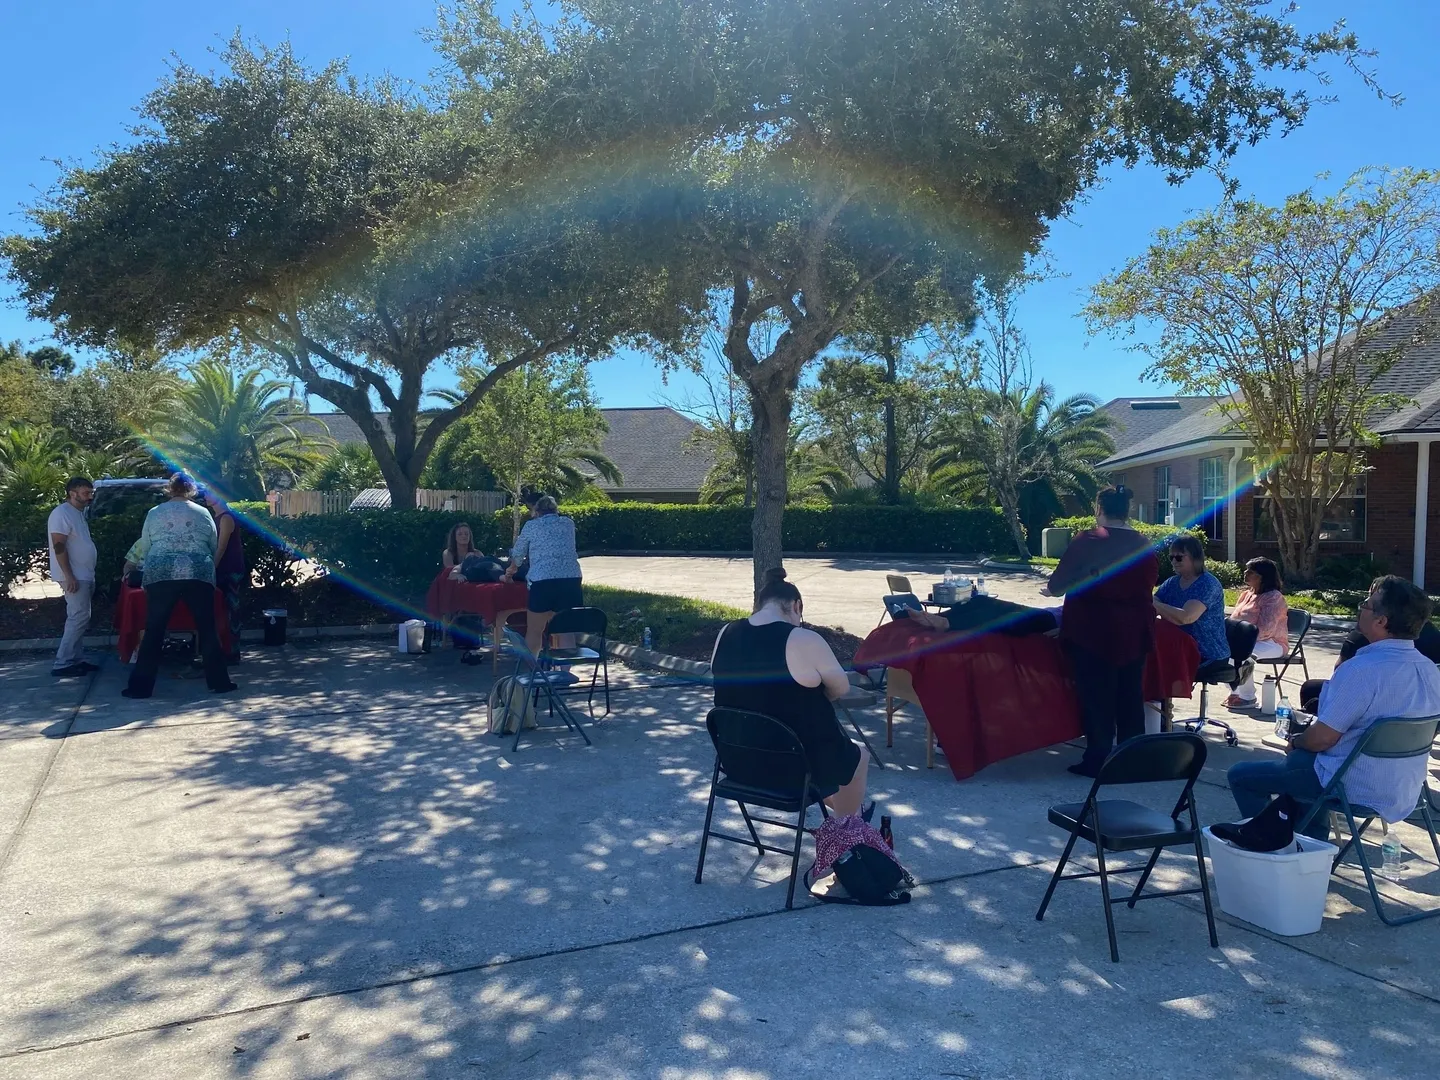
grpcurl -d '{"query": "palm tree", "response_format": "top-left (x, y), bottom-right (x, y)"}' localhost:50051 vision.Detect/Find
top-left (701, 426), bottom-right (851, 506)
top-left (0, 423), bottom-right (74, 506)
top-left (301, 443), bottom-right (384, 492)
top-left (155, 360), bottom-right (332, 499)
top-left (928, 386), bottom-right (1114, 555)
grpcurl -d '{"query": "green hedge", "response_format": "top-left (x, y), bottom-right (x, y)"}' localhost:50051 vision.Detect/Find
top-left (253, 509), bottom-right (506, 597)
top-left (1046, 516), bottom-right (1245, 586)
top-left (0, 503), bottom-right (49, 595)
top-left (3, 501), bottom-right (1019, 604)
top-left (561, 502), bottom-right (1013, 554)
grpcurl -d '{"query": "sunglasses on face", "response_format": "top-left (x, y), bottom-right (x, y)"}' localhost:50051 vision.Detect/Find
top-left (1169, 554), bottom-right (1186, 562)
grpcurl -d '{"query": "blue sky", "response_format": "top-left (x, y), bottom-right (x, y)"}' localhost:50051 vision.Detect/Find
top-left (2, 1), bottom-right (1436, 410)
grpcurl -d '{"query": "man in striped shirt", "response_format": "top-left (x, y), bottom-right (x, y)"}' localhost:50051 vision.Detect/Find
top-left (1228, 576), bottom-right (1440, 839)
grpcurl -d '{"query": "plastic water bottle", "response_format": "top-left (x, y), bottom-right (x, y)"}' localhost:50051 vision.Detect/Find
top-left (1381, 829), bottom-right (1404, 882)
top-left (975, 573), bottom-right (987, 597)
top-left (642, 626), bottom-right (653, 650)
top-left (1273, 690), bottom-right (1293, 742)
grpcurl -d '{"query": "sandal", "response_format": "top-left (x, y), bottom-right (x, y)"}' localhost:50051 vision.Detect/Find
top-left (1224, 693), bottom-right (1255, 709)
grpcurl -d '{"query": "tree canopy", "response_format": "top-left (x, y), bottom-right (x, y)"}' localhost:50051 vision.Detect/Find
top-left (440, 0), bottom-right (1377, 587)
top-left (4, 39), bottom-right (706, 509)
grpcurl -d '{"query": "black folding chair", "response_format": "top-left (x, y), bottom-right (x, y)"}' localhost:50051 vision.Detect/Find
top-left (539, 606), bottom-right (611, 718)
top-left (1294, 715), bottom-right (1440, 926)
top-left (1036, 732), bottom-right (1218, 962)
top-left (1185, 617), bottom-right (1260, 748)
top-left (1251, 608), bottom-right (1313, 682)
top-left (694, 707), bottom-right (830, 910)
top-left (500, 627), bottom-right (592, 752)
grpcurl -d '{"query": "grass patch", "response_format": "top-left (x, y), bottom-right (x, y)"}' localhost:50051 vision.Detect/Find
top-left (584, 583), bottom-right (865, 664)
top-left (585, 583), bottom-right (748, 660)
top-left (1222, 587), bottom-right (1363, 618)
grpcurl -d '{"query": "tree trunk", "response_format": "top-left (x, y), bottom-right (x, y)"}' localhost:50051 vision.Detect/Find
top-left (369, 443), bottom-right (416, 512)
top-left (997, 487), bottom-right (1030, 560)
top-left (749, 385), bottom-right (792, 596)
top-left (882, 339), bottom-right (900, 504)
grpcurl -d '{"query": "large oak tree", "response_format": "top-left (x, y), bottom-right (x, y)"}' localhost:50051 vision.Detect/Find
top-left (4, 40), bottom-right (703, 508)
top-left (441, 0), bottom-right (1375, 588)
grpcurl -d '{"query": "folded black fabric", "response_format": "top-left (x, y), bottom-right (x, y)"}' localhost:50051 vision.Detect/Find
top-left (942, 595), bottom-right (1057, 638)
top-left (1211, 794), bottom-right (1300, 853)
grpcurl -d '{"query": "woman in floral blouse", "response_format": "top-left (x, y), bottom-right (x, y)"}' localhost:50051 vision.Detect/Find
top-left (1226, 556), bottom-right (1288, 707)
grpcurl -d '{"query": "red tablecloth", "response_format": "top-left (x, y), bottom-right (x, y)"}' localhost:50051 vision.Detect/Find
top-left (424, 572), bottom-right (529, 624)
top-left (115, 582), bottom-right (234, 661)
top-left (853, 617), bottom-right (1200, 780)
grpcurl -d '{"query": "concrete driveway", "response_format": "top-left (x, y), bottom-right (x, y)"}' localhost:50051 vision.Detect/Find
top-left (2, 632), bottom-right (1438, 1078)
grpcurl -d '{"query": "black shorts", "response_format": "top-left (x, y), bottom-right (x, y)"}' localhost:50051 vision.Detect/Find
top-left (528, 577), bottom-right (583, 613)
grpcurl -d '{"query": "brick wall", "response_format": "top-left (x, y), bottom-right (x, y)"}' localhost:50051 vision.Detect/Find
top-left (1116, 442), bottom-right (1440, 585)
top-left (1231, 442), bottom-right (1440, 584)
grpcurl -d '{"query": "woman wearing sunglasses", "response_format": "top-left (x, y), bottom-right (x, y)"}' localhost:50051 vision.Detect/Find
top-left (1153, 534), bottom-right (1229, 667)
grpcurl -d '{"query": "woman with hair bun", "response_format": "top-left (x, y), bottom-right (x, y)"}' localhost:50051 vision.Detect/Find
top-left (709, 567), bottom-right (871, 818)
top-left (123, 473), bottom-right (236, 699)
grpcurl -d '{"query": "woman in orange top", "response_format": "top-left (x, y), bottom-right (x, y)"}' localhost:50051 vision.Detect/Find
top-left (1227, 556), bottom-right (1288, 707)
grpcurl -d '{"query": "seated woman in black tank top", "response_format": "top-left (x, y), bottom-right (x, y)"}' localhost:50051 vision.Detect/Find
top-left (710, 567), bottom-right (870, 816)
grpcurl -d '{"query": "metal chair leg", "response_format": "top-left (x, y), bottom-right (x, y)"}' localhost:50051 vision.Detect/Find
top-left (1344, 803), bottom-right (1440, 926)
top-left (601, 652), bottom-right (611, 717)
top-left (694, 759), bottom-right (721, 885)
top-left (1190, 803), bottom-right (1220, 947)
top-left (1036, 828), bottom-right (1082, 921)
top-left (785, 801), bottom-right (809, 910)
top-left (737, 803), bottom-right (764, 850)
top-left (1095, 838), bottom-right (1121, 962)
top-left (1127, 846), bottom-right (1164, 908)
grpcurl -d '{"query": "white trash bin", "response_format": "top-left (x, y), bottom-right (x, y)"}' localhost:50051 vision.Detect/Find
top-left (398, 619), bottom-right (426, 654)
top-left (1203, 826), bottom-right (1338, 936)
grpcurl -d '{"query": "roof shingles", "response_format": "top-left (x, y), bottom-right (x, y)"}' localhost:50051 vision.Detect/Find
top-left (295, 406), bottom-right (714, 495)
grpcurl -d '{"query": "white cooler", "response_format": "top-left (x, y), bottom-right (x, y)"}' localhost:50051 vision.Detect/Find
top-left (1203, 826), bottom-right (1338, 936)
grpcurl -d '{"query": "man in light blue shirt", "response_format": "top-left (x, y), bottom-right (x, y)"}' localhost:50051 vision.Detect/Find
top-left (1228, 576), bottom-right (1440, 838)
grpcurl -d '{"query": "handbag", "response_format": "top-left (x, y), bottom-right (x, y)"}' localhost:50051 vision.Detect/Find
top-left (808, 814), bottom-right (915, 906)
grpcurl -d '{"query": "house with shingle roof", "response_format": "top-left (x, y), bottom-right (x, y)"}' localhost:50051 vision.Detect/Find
top-left (1098, 303), bottom-right (1440, 586)
top-left (296, 406), bottom-right (715, 504)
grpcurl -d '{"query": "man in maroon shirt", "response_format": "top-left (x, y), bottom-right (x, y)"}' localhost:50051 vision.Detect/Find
top-left (1044, 486), bottom-right (1160, 776)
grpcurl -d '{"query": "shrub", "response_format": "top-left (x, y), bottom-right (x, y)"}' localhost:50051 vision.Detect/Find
top-left (560, 502), bottom-right (1013, 554)
top-left (88, 509), bottom-right (151, 594)
top-left (1313, 553), bottom-right (1388, 592)
top-left (265, 510), bottom-right (506, 597)
top-left (1048, 516), bottom-right (1214, 584)
top-left (0, 502), bottom-right (49, 595)
top-left (1207, 561), bottom-right (1245, 588)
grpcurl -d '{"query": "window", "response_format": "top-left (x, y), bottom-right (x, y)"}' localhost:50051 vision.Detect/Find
top-left (1154, 466), bottom-right (1171, 525)
top-left (1199, 456), bottom-right (1226, 542)
top-left (1253, 474), bottom-right (1367, 543)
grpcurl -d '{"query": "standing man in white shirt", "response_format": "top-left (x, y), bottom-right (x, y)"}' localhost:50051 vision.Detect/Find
top-left (48, 476), bottom-right (98, 677)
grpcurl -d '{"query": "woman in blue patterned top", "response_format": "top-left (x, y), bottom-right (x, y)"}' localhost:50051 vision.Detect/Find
top-left (1153, 534), bottom-right (1229, 666)
top-left (503, 495), bottom-right (582, 656)
top-left (122, 473), bottom-right (236, 699)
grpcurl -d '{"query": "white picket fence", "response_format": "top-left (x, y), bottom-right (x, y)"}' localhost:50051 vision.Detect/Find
top-left (269, 488), bottom-right (507, 517)
top-left (415, 489), bottom-right (508, 514)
